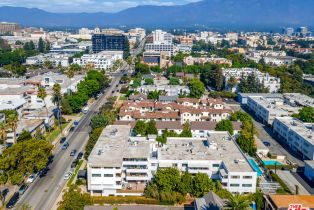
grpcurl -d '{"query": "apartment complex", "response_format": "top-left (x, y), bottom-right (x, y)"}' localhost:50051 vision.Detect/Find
top-left (223, 68), bottom-right (281, 93)
top-left (73, 51), bottom-right (123, 70)
top-left (0, 22), bottom-right (20, 35)
top-left (145, 43), bottom-right (175, 56)
top-left (87, 125), bottom-right (257, 196)
top-left (136, 84), bottom-right (189, 96)
top-left (273, 117), bottom-right (314, 160)
top-left (92, 34), bottom-right (127, 53)
top-left (26, 53), bottom-right (70, 67)
top-left (247, 95), bottom-right (299, 126)
top-left (184, 56), bottom-right (232, 66)
top-left (118, 98), bottom-right (232, 124)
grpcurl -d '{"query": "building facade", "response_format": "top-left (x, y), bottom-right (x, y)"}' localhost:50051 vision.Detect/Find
top-left (92, 34), bottom-right (127, 53)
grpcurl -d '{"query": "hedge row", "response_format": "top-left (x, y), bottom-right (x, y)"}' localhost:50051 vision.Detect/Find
top-left (91, 196), bottom-right (168, 205)
top-left (270, 172), bottom-right (292, 194)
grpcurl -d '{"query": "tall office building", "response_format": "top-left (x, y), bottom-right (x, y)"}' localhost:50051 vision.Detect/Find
top-left (152, 30), bottom-right (173, 44)
top-left (283, 27), bottom-right (294, 36)
top-left (0, 22), bottom-right (20, 35)
top-left (92, 34), bottom-right (127, 53)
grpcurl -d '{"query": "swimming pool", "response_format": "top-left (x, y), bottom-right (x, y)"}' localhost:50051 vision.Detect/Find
top-left (248, 158), bottom-right (263, 176)
top-left (263, 160), bottom-right (282, 166)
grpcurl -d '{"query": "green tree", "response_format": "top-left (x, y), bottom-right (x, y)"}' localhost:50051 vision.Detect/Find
top-left (215, 119), bottom-right (234, 135)
top-left (68, 92), bottom-right (89, 113)
top-left (6, 113), bottom-right (18, 144)
top-left (57, 185), bottom-right (92, 210)
top-left (17, 130), bottom-right (32, 142)
top-left (135, 63), bottom-right (150, 74)
top-left (193, 173), bottom-right (214, 197)
top-left (132, 78), bottom-right (141, 88)
top-left (38, 87), bottom-right (51, 142)
top-left (146, 120), bottom-right (158, 135)
top-left (90, 114), bottom-right (108, 130)
top-left (61, 98), bottom-right (73, 115)
top-left (144, 78), bottom-right (154, 85)
top-left (180, 122), bottom-right (192, 137)
top-left (212, 65), bottom-right (224, 91)
top-left (123, 38), bottom-right (130, 60)
top-left (0, 122), bottom-right (8, 143)
top-left (78, 80), bottom-right (100, 97)
top-left (292, 107), bottom-right (314, 122)
top-left (84, 127), bottom-right (104, 160)
top-left (178, 172), bottom-right (193, 195)
top-left (169, 77), bottom-right (180, 85)
top-left (134, 120), bottom-right (147, 136)
top-left (225, 194), bottom-right (251, 210)
top-left (153, 168), bottom-right (181, 192)
top-left (227, 75), bottom-right (238, 91)
top-left (188, 79), bottom-right (205, 99)
top-left (0, 139), bottom-right (52, 184)
top-left (38, 38), bottom-right (45, 53)
top-left (147, 90), bottom-right (161, 100)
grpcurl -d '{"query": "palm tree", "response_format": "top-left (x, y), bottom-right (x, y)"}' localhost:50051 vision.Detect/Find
top-left (52, 83), bottom-right (63, 136)
top-left (66, 68), bottom-right (74, 95)
top-left (7, 114), bottom-right (18, 144)
top-left (0, 122), bottom-right (7, 143)
top-left (38, 87), bottom-right (51, 142)
top-left (224, 194), bottom-right (251, 210)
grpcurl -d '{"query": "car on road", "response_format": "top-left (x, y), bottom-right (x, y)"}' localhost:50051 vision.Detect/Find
top-left (77, 152), bottom-right (83, 160)
top-left (60, 137), bottom-right (66, 144)
top-left (26, 173), bottom-right (38, 183)
top-left (39, 166), bottom-right (49, 178)
top-left (263, 141), bottom-right (271, 147)
top-left (62, 142), bottom-right (69, 150)
top-left (82, 106), bottom-right (89, 114)
top-left (18, 184), bottom-right (28, 195)
top-left (71, 159), bottom-right (79, 168)
top-left (6, 192), bottom-right (19, 209)
top-left (70, 149), bottom-right (77, 156)
top-left (64, 171), bottom-right (73, 180)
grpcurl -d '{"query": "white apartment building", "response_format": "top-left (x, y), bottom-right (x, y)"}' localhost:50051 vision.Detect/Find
top-left (223, 68), bottom-right (281, 93)
top-left (273, 117), bottom-right (314, 160)
top-left (145, 44), bottom-right (175, 56)
top-left (136, 84), bottom-right (190, 96)
top-left (127, 28), bottom-right (146, 41)
top-left (87, 125), bottom-right (257, 196)
top-left (247, 95), bottom-right (299, 126)
top-left (184, 56), bottom-right (232, 66)
top-left (73, 51), bottom-right (123, 70)
top-left (26, 53), bottom-right (70, 67)
top-left (152, 30), bottom-right (173, 44)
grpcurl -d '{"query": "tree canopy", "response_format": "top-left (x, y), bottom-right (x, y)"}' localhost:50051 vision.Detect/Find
top-left (188, 79), bottom-right (205, 99)
top-left (215, 119), bottom-right (234, 135)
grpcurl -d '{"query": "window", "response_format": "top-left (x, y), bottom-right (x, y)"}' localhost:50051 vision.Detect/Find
top-left (104, 174), bottom-right (114, 177)
top-left (92, 174), bottom-right (101, 177)
top-left (230, 184), bottom-right (239, 187)
top-left (243, 176), bottom-right (252, 179)
top-left (242, 184), bottom-right (252, 187)
top-left (213, 164), bottom-right (220, 167)
top-left (231, 175), bottom-right (240, 179)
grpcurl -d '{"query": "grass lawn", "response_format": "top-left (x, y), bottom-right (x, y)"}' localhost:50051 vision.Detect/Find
top-left (119, 95), bottom-right (127, 100)
top-left (46, 123), bottom-right (69, 142)
top-left (67, 159), bottom-right (84, 187)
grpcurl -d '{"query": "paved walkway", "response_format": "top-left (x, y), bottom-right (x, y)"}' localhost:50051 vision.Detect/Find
top-left (276, 170), bottom-right (310, 195)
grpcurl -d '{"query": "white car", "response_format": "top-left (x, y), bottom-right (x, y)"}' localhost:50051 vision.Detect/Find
top-left (64, 171), bottom-right (73, 180)
top-left (27, 173), bottom-right (37, 183)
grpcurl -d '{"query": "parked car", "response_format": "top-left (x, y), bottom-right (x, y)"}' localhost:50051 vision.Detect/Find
top-left (71, 159), bottom-right (78, 168)
top-left (6, 192), bottom-right (19, 209)
top-left (39, 166), bottom-right (49, 178)
top-left (263, 141), bottom-right (271, 147)
top-left (26, 173), bottom-right (37, 183)
top-left (18, 184), bottom-right (28, 195)
top-left (62, 142), bottom-right (69, 150)
top-left (77, 152), bottom-right (83, 160)
top-left (64, 171), bottom-right (73, 180)
top-left (60, 137), bottom-right (66, 144)
top-left (70, 149), bottom-right (77, 156)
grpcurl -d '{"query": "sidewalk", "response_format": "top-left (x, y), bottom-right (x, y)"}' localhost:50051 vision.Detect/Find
top-left (276, 170), bottom-right (310, 195)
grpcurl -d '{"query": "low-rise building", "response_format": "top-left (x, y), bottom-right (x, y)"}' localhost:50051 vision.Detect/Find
top-left (144, 43), bottom-right (175, 56)
top-left (87, 125), bottom-right (257, 196)
top-left (304, 160), bottom-right (314, 183)
top-left (73, 51), bottom-right (123, 70)
top-left (273, 117), bottom-right (314, 160)
top-left (142, 51), bottom-right (168, 68)
top-left (223, 68), bottom-right (281, 93)
top-left (136, 85), bottom-right (189, 96)
top-left (184, 56), bottom-right (232, 66)
top-left (26, 53), bottom-right (70, 67)
top-left (264, 194), bottom-right (314, 210)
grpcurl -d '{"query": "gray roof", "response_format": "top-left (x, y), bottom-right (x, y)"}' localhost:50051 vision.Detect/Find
top-left (195, 191), bottom-right (225, 210)
top-left (159, 95), bottom-right (178, 102)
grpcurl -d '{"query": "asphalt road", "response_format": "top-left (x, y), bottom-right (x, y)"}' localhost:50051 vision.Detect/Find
top-left (16, 73), bottom-right (122, 210)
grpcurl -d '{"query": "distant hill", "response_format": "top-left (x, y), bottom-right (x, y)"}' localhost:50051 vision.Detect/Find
top-left (0, 0), bottom-right (313, 29)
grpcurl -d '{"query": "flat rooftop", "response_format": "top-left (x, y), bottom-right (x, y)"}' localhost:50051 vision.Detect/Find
top-left (88, 125), bottom-right (151, 168)
top-left (269, 195), bottom-right (314, 208)
top-left (284, 93), bottom-right (314, 109)
top-left (159, 132), bottom-right (254, 172)
top-left (275, 117), bottom-right (314, 145)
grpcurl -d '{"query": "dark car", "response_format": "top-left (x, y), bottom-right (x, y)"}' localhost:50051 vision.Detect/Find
top-left (18, 184), bottom-right (28, 195)
top-left (70, 149), bottom-right (77, 156)
top-left (39, 166), bottom-right (49, 178)
top-left (71, 159), bottom-right (78, 168)
top-left (263, 141), bottom-right (271, 147)
top-left (6, 192), bottom-right (19, 209)
top-left (62, 142), bottom-right (69, 150)
top-left (69, 126), bottom-right (75, 132)
top-left (60, 137), bottom-right (66, 144)
top-left (77, 152), bottom-right (83, 160)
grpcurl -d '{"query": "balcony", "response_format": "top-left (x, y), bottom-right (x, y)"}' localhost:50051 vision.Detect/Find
top-left (123, 161), bottom-right (148, 166)
top-left (126, 168), bottom-right (149, 173)
top-left (126, 176), bottom-right (150, 181)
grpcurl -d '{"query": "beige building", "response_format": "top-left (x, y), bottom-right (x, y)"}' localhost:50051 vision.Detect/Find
top-left (0, 22), bottom-right (20, 35)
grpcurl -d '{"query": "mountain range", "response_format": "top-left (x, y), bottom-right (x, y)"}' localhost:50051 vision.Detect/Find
top-left (0, 0), bottom-right (313, 30)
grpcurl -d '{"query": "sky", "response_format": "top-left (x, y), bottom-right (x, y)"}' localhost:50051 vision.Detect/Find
top-left (0, 0), bottom-right (201, 13)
